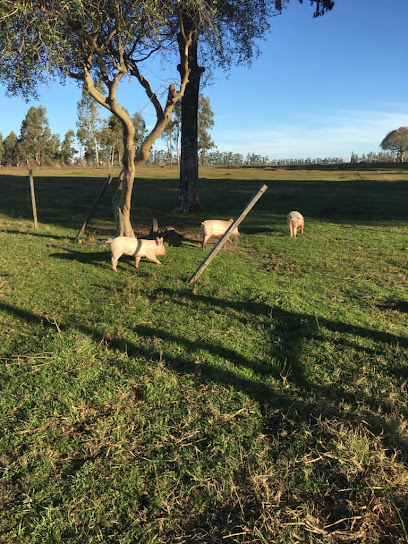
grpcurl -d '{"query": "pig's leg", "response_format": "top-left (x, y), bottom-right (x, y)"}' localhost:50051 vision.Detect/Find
top-left (111, 255), bottom-right (118, 271)
top-left (146, 256), bottom-right (161, 265)
top-left (202, 234), bottom-right (211, 250)
top-left (135, 256), bottom-right (141, 268)
top-left (300, 224), bottom-right (304, 235)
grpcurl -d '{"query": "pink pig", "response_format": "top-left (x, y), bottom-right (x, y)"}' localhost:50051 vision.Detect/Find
top-left (201, 218), bottom-right (240, 250)
top-left (287, 211), bottom-right (304, 237)
top-left (110, 236), bottom-right (166, 271)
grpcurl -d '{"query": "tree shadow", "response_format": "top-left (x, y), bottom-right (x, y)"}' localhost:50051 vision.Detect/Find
top-left (2, 174), bottom-right (407, 237)
top-left (0, 229), bottom-right (70, 240)
top-left (377, 299), bottom-right (408, 314)
top-left (148, 288), bottom-right (408, 429)
top-left (2, 294), bottom-right (408, 538)
top-left (2, 293), bottom-right (407, 439)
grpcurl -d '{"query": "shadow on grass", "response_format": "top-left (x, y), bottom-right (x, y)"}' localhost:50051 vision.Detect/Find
top-left (50, 247), bottom-right (108, 266)
top-left (2, 294), bottom-right (408, 539)
top-left (1, 293), bottom-right (407, 441)
top-left (0, 229), bottom-right (71, 240)
top-left (377, 299), bottom-right (408, 314)
top-left (1, 175), bottom-right (407, 235)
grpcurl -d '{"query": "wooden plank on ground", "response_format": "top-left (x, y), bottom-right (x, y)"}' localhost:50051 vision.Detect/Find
top-left (188, 183), bottom-right (268, 284)
top-left (75, 174), bottom-right (113, 242)
top-left (28, 169), bottom-right (38, 229)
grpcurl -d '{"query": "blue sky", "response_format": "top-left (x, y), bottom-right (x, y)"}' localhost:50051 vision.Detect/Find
top-left (1, 0), bottom-right (408, 160)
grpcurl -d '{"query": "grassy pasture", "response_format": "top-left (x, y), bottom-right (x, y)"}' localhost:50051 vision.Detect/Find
top-left (0, 166), bottom-right (407, 543)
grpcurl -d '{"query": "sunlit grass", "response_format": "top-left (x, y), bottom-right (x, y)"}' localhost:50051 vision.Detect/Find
top-left (0, 166), bottom-right (407, 542)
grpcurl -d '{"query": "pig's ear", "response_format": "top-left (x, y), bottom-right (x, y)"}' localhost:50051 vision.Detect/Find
top-left (155, 237), bottom-right (163, 245)
top-left (229, 218), bottom-right (233, 222)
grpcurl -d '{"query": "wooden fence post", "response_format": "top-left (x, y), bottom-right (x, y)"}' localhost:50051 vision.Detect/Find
top-left (188, 183), bottom-right (268, 284)
top-left (75, 174), bottom-right (113, 242)
top-left (28, 169), bottom-right (38, 229)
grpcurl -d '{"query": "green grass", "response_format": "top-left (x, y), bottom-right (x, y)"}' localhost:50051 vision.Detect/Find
top-left (1, 165), bottom-right (408, 543)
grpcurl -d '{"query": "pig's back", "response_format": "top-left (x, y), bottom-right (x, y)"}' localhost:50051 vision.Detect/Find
top-left (287, 211), bottom-right (303, 223)
top-left (202, 220), bottom-right (230, 233)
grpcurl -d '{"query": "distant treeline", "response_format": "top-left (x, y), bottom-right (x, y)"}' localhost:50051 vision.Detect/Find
top-left (147, 149), bottom-right (400, 167)
top-left (0, 103), bottom-right (401, 168)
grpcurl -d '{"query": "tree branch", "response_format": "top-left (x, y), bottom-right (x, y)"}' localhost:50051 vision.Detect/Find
top-left (128, 60), bottom-right (164, 119)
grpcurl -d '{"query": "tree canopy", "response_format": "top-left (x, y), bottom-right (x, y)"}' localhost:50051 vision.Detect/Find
top-left (60, 130), bottom-right (77, 166)
top-left (0, 0), bottom-right (208, 234)
top-left (0, 134), bottom-right (4, 165)
top-left (172, 0), bottom-right (335, 211)
top-left (197, 94), bottom-right (214, 164)
top-left (0, 0), bottom-right (336, 219)
top-left (100, 113), bottom-right (147, 167)
top-left (380, 127), bottom-right (408, 162)
top-left (76, 86), bottom-right (103, 166)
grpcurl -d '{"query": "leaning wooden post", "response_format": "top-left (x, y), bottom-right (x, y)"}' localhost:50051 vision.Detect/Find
top-left (75, 174), bottom-right (113, 242)
top-left (188, 183), bottom-right (268, 284)
top-left (28, 169), bottom-right (38, 229)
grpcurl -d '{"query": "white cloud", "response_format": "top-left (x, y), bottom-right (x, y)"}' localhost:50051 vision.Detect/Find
top-left (213, 106), bottom-right (408, 158)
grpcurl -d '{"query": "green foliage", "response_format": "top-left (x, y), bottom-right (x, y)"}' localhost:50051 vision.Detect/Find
top-left (132, 112), bottom-right (147, 151)
top-left (0, 2), bottom-right (160, 94)
top-left (380, 127), bottom-right (408, 162)
top-left (161, 101), bottom-right (181, 165)
top-left (185, 0), bottom-right (334, 72)
top-left (0, 166), bottom-right (407, 542)
top-left (17, 106), bottom-right (60, 166)
top-left (76, 87), bottom-right (103, 166)
top-left (160, 95), bottom-right (214, 165)
top-left (60, 130), bottom-right (77, 166)
top-left (99, 116), bottom-right (123, 167)
top-left (197, 94), bottom-right (215, 163)
top-left (99, 113), bottom-right (147, 167)
top-left (2, 131), bottom-right (18, 166)
top-left (1, 108), bottom-right (62, 167)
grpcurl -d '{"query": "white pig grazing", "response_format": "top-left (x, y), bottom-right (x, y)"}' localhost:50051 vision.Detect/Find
top-left (201, 218), bottom-right (240, 250)
top-left (287, 211), bottom-right (304, 237)
top-left (110, 236), bottom-right (166, 271)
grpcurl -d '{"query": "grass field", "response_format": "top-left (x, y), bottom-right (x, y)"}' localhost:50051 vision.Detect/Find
top-left (0, 166), bottom-right (407, 543)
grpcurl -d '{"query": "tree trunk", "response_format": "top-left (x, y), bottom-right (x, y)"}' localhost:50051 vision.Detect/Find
top-left (94, 137), bottom-right (99, 165)
top-left (109, 145), bottom-right (114, 168)
top-left (84, 25), bottom-right (193, 233)
top-left (174, 23), bottom-right (204, 213)
top-left (115, 123), bottom-right (136, 237)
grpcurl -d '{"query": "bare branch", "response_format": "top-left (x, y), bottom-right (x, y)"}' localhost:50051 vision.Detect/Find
top-left (128, 60), bottom-right (164, 120)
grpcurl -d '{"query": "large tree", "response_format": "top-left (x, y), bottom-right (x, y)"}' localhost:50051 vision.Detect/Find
top-left (100, 112), bottom-right (147, 167)
top-left (0, 0), bottom-right (207, 236)
top-left (60, 130), bottom-right (77, 166)
top-left (173, 0), bottom-right (335, 212)
top-left (17, 106), bottom-right (57, 166)
top-left (380, 127), bottom-right (408, 162)
top-left (76, 86), bottom-right (103, 166)
top-left (197, 94), bottom-right (215, 165)
top-left (2, 132), bottom-right (18, 166)
top-left (162, 101), bottom-right (182, 166)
